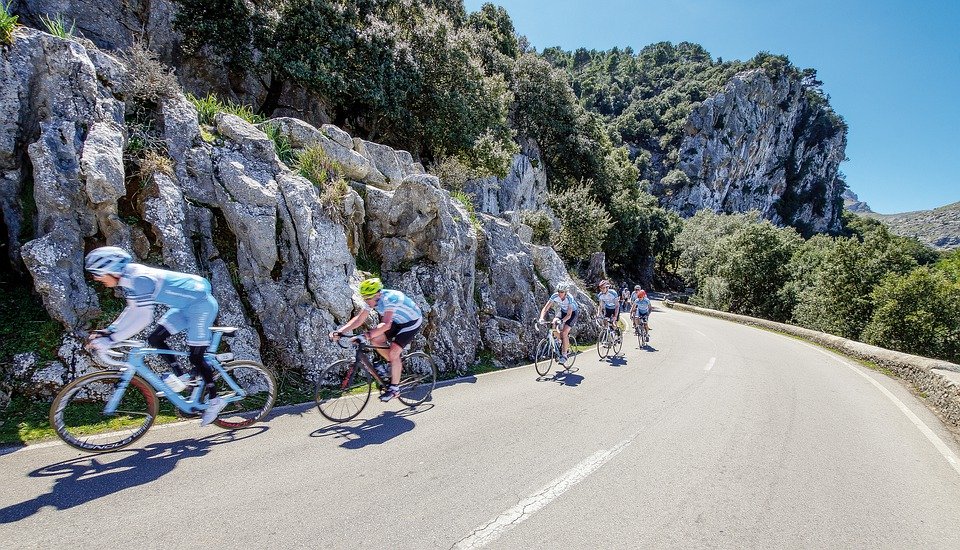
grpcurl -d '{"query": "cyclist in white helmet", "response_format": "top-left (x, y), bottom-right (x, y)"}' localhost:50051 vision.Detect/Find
top-left (330, 277), bottom-right (423, 402)
top-left (538, 283), bottom-right (579, 364)
top-left (84, 246), bottom-right (226, 426)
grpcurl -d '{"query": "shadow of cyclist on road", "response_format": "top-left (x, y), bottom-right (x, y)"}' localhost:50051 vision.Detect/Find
top-left (548, 370), bottom-right (584, 387)
top-left (309, 408), bottom-right (423, 449)
top-left (0, 427), bottom-right (267, 524)
top-left (606, 355), bottom-right (628, 367)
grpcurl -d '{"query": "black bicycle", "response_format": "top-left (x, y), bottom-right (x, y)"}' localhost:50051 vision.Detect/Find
top-left (314, 335), bottom-right (437, 422)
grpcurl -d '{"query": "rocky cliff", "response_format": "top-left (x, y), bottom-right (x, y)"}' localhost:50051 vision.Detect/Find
top-left (659, 69), bottom-right (847, 234)
top-left (0, 27), bottom-right (596, 402)
top-left (866, 202), bottom-right (960, 251)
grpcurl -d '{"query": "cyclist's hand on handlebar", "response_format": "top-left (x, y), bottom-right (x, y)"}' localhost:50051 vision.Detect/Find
top-left (329, 331), bottom-right (341, 341)
top-left (87, 336), bottom-right (113, 352)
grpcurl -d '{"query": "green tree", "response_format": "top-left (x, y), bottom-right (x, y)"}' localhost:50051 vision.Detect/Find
top-left (548, 185), bottom-right (614, 264)
top-left (862, 268), bottom-right (960, 363)
top-left (690, 220), bottom-right (801, 320)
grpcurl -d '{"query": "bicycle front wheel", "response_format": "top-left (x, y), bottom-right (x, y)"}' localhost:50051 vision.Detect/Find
top-left (49, 371), bottom-right (158, 453)
top-left (213, 360), bottom-right (277, 429)
top-left (397, 352), bottom-right (437, 407)
top-left (315, 359), bottom-right (372, 422)
top-left (597, 327), bottom-right (609, 358)
top-left (534, 339), bottom-right (553, 376)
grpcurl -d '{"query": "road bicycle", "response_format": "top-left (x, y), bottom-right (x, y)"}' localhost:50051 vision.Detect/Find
top-left (314, 335), bottom-right (437, 422)
top-left (632, 315), bottom-right (650, 348)
top-left (49, 327), bottom-right (277, 453)
top-left (533, 319), bottom-right (579, 376)
top-left (595, 315), bottom-right (623, 359)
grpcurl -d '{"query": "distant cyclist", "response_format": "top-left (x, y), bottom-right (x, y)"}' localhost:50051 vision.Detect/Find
top-left (596, 279), bottom-right (621, 329)
top-left (84, 246), bottom-right (226, 426)
top-left (538, 283), bottom-right (579, 364)
top-left (629, 285), bottom-right (652, 334)
top-left (329, 278), bottom-right (423, 402)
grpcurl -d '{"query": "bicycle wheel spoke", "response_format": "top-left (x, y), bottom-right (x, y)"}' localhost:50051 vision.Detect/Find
top-left (213, 361), bottom-right (277, 429)
top-left (315, 360), bottom-right (371, 422)
top-left (534, 339), bottom-right (552, 376)
top-left (50, 372), bottom-right (158, 453)
top-left (397, 352), bottom-right (436, 407)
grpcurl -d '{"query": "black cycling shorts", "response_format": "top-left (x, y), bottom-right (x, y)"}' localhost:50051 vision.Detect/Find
top-left (385, 318), bottom-right (422, 349)
top-left (556, 310), bottom-right (578, 328)
top-left (603, 305), bottom-right (618, 320)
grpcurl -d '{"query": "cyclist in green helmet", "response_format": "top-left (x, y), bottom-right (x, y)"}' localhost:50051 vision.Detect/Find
top-left (329, 278), bottom-right (423, 402)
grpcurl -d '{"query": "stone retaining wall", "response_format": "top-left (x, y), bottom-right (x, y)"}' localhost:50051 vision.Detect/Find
top-left (664, 301), bottom-right (960, 428)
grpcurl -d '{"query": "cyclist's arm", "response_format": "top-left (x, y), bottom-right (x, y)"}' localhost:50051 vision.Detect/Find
top-left (539, 301), bottom-right (551, 321)
top-left (367, 309), bottom-right (394, 339)
top-left (105, 276), bottom-right (158, 342)
top-left (333, 308), bottom-right (370, 336)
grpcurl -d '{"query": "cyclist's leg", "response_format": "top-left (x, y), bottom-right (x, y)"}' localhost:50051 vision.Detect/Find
top-left (384, 320), bottom-right (420, 385)
top-left (147, 325), bottom-right (185, 375)
top-left (560, 310), bottom-right (577, 356)
top-left (185, 295), bottom-right (219, 400)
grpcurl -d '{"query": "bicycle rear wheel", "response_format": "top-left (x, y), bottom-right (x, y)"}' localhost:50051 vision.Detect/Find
top-left (641, 327), bottom-right (649, 347)
top-left (315, 359), bottom-right (372, 422)
top-left (596, 327), bottom-right (609, 358)
top-left (534, 339), bottom-right (553, 376)
top-left (565, 335), bottom-right (579, 369)
top-left (613, 327), bottom-right (623, 355)
top-left (213, 360), bottom-right (277, 429)
top-left (397, 352), bottom-right (437, 407)
top-left (49, 371), bottom-right (158, 453)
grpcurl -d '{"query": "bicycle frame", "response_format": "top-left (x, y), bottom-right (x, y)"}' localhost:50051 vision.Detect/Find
top-left (102, 331), bottom-right (244, 415)
top-left (343, 339), bottom-right (397, 388)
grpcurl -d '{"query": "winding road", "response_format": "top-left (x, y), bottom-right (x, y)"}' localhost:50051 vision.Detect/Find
top-left (3, 303), bottom-right (960, 549)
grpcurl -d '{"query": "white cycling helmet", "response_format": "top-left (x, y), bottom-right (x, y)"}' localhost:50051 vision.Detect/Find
top-left (85, 246), bottom-right (132, 276)
top-left (557, 283), bottom-right (569, 293)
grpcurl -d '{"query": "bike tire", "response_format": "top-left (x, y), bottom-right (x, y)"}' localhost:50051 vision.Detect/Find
top-left (534, 339), bottom-right (553, 376)
top-left (397, 352), bottom-right (437, 407)
top-left (315, 359), bottom-right (372, 422)
top-left (565, 335), bottom-right (579, 369)
top-left (213, 360), bottom-right (277, 429)
top-left (49, 371), bottom-right (158, 453)
top-left (613, 327), bottom-right (623, 355)
top-left (641, 327), bottom-right (649, 348)
top-left (597, 327), bottom-right (609, 358)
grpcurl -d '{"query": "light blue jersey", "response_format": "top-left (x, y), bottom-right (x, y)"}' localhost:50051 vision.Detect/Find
top-left (632, 294), bottom-right (651, 315)
top-left (120, 264), bottom-right (212, 307)
top-left (549, 292), bottom-right (579, 313)
top-left (365, 289), bottom-right (422, 324)
top-left (108, 264), bottom-right (218, 346)
top-left (597, 289), bottom-right (619, 309)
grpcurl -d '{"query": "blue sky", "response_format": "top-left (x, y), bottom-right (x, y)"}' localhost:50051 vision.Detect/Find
top-left (464, 0), bottom-right (959, 214)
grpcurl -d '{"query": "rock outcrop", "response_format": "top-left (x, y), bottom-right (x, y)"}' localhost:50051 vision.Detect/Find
top-left (1, 27), bottom-right (588, 400)
top-left (663, 69), bottom-right (847, 233)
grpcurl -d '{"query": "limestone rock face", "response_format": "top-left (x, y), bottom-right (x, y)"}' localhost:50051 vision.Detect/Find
top-left (1, 28), bottom-right (592, 401)
top-left (665, 69), bottom-right (847, 233)
top-left (363, 175), bottom-right (480, 372)
top-left (465, 146), bottom-right (549, 217)
top-left (475, 215), bottom-right (550, 362)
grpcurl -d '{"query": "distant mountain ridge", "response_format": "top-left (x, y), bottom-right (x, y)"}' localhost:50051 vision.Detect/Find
top-left (843, 191), bottom-right (960, 250)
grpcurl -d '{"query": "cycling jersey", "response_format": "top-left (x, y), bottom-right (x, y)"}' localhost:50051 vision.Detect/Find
top-left (548, 292), bottom-right (579, 314)
top-left (364, 289), bottom-right (422, 324)
top-left (597, 289), bottom-right (619, 309)
top-left (108, 264), bottom-right (218, 346)
top-left (632, 294), bottom-right (651, 315)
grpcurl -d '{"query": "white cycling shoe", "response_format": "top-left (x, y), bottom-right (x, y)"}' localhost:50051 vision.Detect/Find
top-left (200, 397), bottom-right (227, 426)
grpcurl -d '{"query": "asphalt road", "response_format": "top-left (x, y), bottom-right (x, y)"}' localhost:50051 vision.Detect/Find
top-left (3, 303), bottom-right (960, 549)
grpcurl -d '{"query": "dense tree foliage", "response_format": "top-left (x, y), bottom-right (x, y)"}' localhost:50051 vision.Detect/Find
top-left (681, 210), bottom-right (956, 363)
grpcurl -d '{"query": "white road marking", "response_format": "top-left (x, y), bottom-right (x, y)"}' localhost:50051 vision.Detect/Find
top-left (452, 437), bottom-right (635, 549)
top-left (799, 341), bottom-right (960, 477)
top-left (705, 357), bottom-right (717, 371)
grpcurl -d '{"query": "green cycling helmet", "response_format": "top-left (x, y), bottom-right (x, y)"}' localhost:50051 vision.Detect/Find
top-left (359, 277), bottom-right (383, 298)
